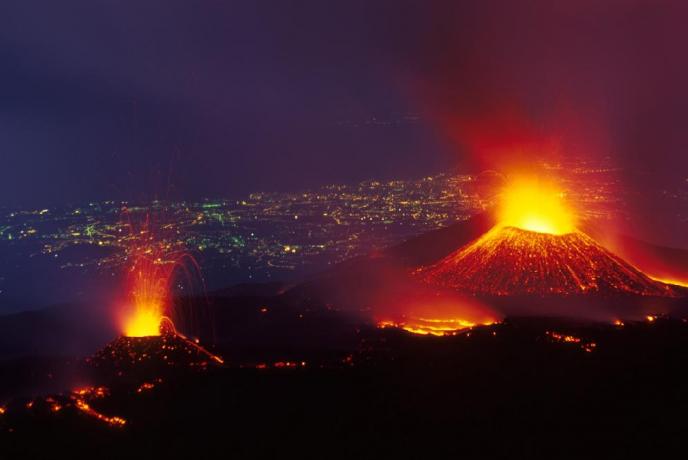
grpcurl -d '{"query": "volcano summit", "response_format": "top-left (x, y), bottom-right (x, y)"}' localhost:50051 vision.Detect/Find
top-left (415, 226), bottom-right (677, 297)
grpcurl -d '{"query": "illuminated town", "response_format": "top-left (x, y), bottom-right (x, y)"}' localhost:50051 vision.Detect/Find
top-left (0, 158), bottom-right (641, 299)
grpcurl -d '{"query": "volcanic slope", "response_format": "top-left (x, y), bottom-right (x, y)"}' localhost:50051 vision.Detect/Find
top-left (415, 226), bottom-right (677, 297)
top-left (87, 326), bottom-right (224, 383)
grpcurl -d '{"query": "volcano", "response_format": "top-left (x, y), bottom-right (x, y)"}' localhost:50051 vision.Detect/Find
top-left (415, 226), bottom-right (678, 297)
top-left (87, 324), bottom-right (223, 382)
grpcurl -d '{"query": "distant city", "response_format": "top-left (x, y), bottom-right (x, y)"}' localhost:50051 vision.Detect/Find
top-left (0, 157), bottom-right (675, 310)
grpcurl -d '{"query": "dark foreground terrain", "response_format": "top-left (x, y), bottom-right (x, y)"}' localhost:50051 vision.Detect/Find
top-left (2, 316), bottom-right (688, 459)
top-left (2, 214), bottom-right (687, 458)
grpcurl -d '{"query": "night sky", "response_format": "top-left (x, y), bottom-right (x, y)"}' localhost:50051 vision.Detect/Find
top-left (2, 1), bottom-right (687, 240)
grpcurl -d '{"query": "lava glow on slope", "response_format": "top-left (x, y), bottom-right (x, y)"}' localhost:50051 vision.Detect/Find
top-left (416, 226), bottom-right (676, 297)
top-left (377, 317), bottom-right (496, 336)
top-left (496, 176), bottom-right (576, 235)
top-left (648, 276), bottom-right (688, 289)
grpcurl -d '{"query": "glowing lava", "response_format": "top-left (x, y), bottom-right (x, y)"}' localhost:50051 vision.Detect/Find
top-left (71, 386), bottom-right (126, 427)
top-left (121, 251), bottom-right (191, 337)
top-left (414, 173), bottom-right (681, 297)
top-left (649, 276), bottom-right (688, 288)
top-left (377, 317), bottom-right (496, 336)
top-left (122, 256), bottom-right (168, 336)
top-left (124, 309), bottom-right (163, 337)
top-left (496, 176), bottom-right (576, 235)
top-left (416, 226), bottom-right (676, 296)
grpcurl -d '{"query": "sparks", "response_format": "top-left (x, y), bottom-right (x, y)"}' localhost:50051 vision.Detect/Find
top-left (121, 253), bottom-right (174, 337)
top-left (120, 245), bottom-right (201, 338)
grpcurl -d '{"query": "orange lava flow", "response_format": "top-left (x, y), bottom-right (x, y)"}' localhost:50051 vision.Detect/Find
top-left (71, 386), bottom-right (126, 427)
top-left (377, 317), bottom-right (496, 336)
top-left (173, 329), bottom-right (225, 365)
top-left (74, 399), bottom-right (126, 427)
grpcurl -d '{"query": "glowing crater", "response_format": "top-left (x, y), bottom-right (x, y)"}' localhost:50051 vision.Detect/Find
top-left (124, 306), bottom-right (163, 337)
top-left (496, 177), bottom-right (576, 235)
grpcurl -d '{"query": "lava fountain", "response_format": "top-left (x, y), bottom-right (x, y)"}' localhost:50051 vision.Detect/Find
top-left (120, 249), bottom-right (200, 337)
top-left (122, 253), bottom-right (174, 337)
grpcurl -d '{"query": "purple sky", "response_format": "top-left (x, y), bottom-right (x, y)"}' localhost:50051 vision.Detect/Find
top-left (1, 1), bottom-right (687, 245)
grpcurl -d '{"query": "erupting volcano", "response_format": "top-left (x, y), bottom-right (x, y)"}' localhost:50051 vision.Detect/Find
top-left (90, 320), bottom-right (223, 382)
top-left (121, 253), bottom-right (176, 337)
top-left (102, 244), bottom-right (223, 379)
top-left (119, 245), bottom-right (203, 337)
top-left (416, 177), bottom-right (678, 297)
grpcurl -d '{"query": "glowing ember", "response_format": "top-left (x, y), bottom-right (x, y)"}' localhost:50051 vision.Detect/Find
top-left (136, 381), bottom-right (158, 393)
top-left (496, 176), bottom-right (576, 235)
top-left (546, 331), bottom-right (581, 343)
top-left (546, 331), bottom-right (597, 353)
top-left (273, 361), bottom-right (307, 368)
top-left (73, 386), bottom-right (108, 398)
top-left (377, 317), bottom-right (495, 336)
top-left (46, 397), bottom-right (62, 412)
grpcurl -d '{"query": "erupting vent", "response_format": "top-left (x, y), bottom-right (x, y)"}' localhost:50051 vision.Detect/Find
top-left (415, 226), bottom-right (677, 297)
top-left (89, 326), bottom-right (223, 380)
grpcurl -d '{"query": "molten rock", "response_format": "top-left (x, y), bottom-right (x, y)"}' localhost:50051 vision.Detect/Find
top-left (415, 226), bottom-right (677, 297)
